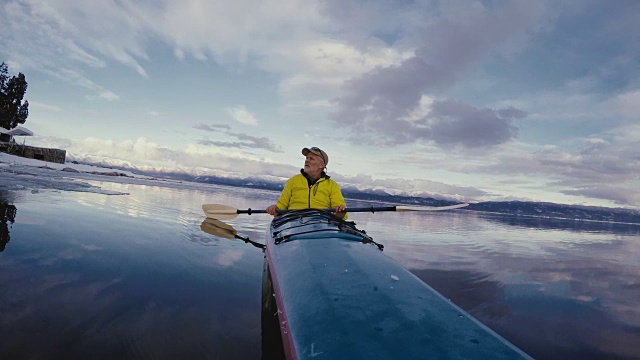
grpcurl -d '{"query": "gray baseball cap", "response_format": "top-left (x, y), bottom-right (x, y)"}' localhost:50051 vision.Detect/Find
top-left (302, 147), bottom-right (328, 165)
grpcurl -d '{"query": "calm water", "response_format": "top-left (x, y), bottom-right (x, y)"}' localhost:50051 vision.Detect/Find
top-left (1, 181), bottom-right (639, 359)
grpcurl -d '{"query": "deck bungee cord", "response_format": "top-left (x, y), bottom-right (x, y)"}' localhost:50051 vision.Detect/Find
top-left (270, 209), bottom-right (384, 250)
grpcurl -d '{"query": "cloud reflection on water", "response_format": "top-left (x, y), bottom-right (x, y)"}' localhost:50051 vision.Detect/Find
top-left (377, 211), bottom-right (640, 360)
top-left (0, 187), bottom-right (264, 358)
top-left (1, 184), bottom-right (638, 359)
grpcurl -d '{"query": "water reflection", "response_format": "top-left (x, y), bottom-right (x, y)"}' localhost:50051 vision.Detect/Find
top-left (200, 218), bottom-right (266, 250)
top-left (389, 212), bottom-right (640, 360)
top-left (261, 261), bottom-right (286, 360)
top-left (199, 217), bottom-right (282, 359)
top-left (479, 212), bottom-right (640, 235)
top-left (0, 188), bottom-right (265, 359)
top-left (185, 230), bottom-right (222, 247)
top-left (410, 269), bottom-right (510, 320)
top-left (2, 183), bottom-right (639, 359)
top-left (0, 198), bottom-right (17, 252)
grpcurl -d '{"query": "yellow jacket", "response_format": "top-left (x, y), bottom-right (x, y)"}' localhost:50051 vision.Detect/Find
top-left (276, 172), bottom-right (348, 219)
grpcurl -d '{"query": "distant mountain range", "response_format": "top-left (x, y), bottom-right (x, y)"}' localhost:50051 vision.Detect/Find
top-left (338, 192), bottom-right (640, 225)
top-left (465, 201), bottom-right (640, 224)
top-left (71, 158), bottom-right (640, 225)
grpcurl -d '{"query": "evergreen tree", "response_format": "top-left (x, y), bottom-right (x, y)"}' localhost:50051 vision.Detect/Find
top-left (0, 62), bottom-right (29, 131)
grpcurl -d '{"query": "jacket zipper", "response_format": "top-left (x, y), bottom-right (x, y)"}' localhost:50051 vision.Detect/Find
top-left (308, 179), bottom-right (326, 208)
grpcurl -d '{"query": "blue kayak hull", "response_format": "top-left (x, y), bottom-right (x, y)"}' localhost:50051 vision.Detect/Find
top-left (265, 210), bottom-right (531, 360)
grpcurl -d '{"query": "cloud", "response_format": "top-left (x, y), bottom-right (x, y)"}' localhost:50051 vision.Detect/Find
top-left (32, 136), bottom-right (295, 179)
top-left (548, 126), bottom-right (640, 206)
top-left (608, 90), bottom-right (640, 118)
top-left (29, 102), bottom-right (62, 112)
top-left (193, 123), bottom-right (283, 153)
top-left (384, 121), bottom-right (640, 207)
top-left (1, 0), bottom-right (409, 110)
top-left (226, 106), bottom-right (258, 126)
top-left (198, 136), bottom-right (282, 153)
top-left (3, 0), bottom-right (639, 207)
top-left (95, 91), bottom-right (119, 101)
top-left (329, 1), bottom-right (550, 148)
top-left (426, 100), bottom-right (522, 148)
top-left (0, 0), bottom-right (139, 98)
top-left (119, 0), bottom-right (327, 65)
top-left (334, 173), bottom-right (486, 201)
top-left (37, 0), bottom-right (150, 76)
top-left (332, 97), bottom-right (524, 148)
top-left (275, 40), bottom-right (410, 107)
top-left (193, 123), bottom-right (231, 132)
top-left (441, 124), bottom-right (640, 206)
top-left (562, 186), bottom-right (640, 208)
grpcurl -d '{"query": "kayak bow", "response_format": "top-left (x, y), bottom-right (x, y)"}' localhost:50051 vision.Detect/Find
top-left (264, 209), bottom-right (531, 360)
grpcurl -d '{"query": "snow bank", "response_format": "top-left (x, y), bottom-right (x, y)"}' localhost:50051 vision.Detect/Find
top-left (0, 153), bottom-right (134, 195)
top-left (0, 152), bottom-right (238, 195)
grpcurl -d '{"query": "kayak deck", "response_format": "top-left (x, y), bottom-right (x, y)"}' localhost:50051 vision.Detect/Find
top-left (265, 210), bottom-right (531, 360)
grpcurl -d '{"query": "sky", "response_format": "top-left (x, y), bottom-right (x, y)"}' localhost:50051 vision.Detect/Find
top-left (1, 0), bottom-right (639, 208)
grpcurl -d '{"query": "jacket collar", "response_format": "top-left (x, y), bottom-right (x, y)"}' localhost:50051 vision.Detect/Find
top-left (300, 169), bottom-right (329, 185)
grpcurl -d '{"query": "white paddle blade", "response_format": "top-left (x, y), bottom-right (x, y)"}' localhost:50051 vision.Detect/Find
top-left (202, 204), bottom-right (239, 220)
top-left (396, 203), bottom-right (469, 212)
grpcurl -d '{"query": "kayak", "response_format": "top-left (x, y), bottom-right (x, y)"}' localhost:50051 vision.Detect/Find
top-left (262, 209), bottom-right (531, 360)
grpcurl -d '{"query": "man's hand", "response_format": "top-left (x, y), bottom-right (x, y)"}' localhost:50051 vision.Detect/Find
top-left (266, 204), bottom-right (278, 216)
top-left (334, 204), bottom-right (346, 219)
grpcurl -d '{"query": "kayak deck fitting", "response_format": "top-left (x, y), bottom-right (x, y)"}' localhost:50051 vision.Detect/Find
top-left (264, 209), bottom-right (531, 360)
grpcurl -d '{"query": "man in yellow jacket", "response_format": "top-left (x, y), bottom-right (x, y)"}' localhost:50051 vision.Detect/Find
top-left (266, 147), bottom-right (348, 219)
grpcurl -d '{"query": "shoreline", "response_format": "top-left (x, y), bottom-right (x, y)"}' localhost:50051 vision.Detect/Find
top-left (2, 152), bottom-right (639, 225)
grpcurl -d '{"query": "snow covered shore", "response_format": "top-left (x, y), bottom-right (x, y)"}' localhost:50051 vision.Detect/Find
top-left (0, 153), bottom-right (226, 195)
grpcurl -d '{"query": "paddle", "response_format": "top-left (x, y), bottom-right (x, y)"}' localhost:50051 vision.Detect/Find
top-left (200, 218), bottom-right (265, 249)
top-left (202, 203), bottom-right (469, 220)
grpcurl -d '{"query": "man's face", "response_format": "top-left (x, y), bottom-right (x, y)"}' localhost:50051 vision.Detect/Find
top-left (304, 153), bottom-right (325, 174)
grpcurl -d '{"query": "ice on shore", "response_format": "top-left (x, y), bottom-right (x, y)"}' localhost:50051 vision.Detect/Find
top-left (0, 153), bottom-right (133, 195)
top-left (0, 153), bottom-right (229, 196)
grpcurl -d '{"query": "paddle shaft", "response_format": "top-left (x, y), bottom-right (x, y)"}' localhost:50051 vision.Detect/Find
top-left (239, 206), bottom-right (398, 215)
top-left (203, 203), bottom-right (468, 220)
